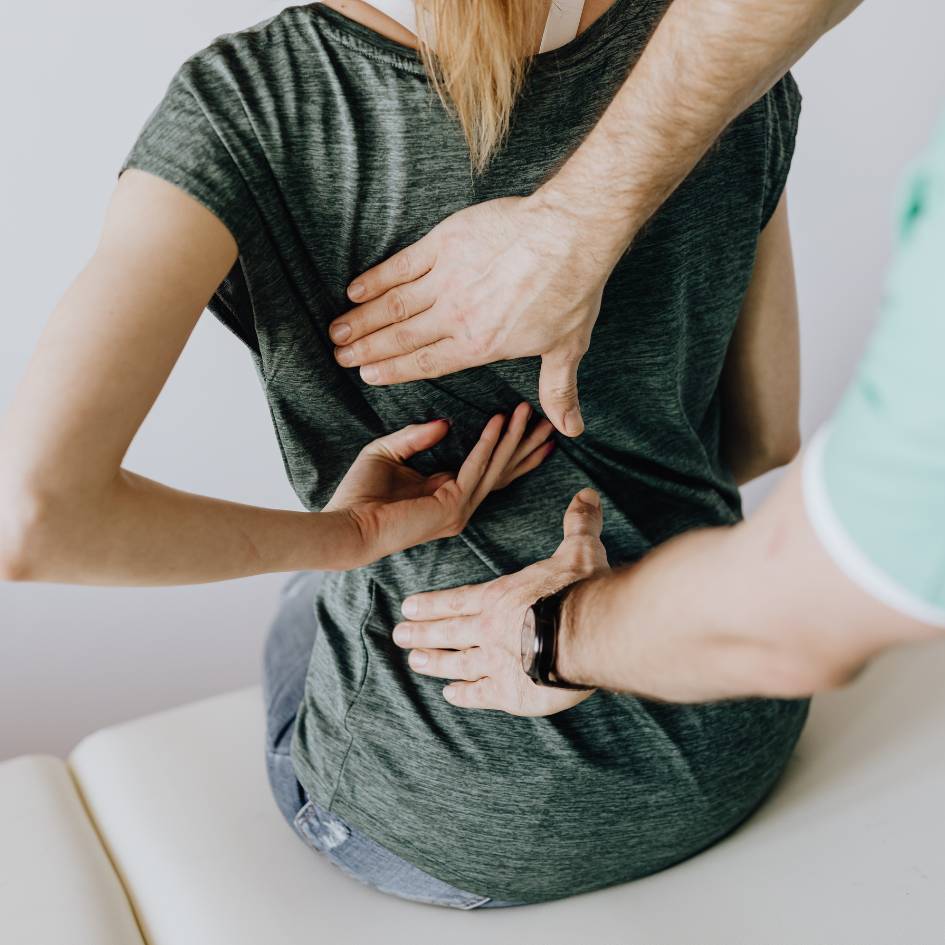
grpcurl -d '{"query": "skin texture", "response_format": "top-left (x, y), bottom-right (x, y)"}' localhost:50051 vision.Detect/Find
top-left (0, 170), bottom-right (552, 586)
top-left (394, 488), bottom-right (608, 716)
top-left (330, 0), bottom-right (863, 437)
top-left (398, 200), bottom-right (803, 708)
top-left (549, 459), bottom-right (941, 702)
top-left (399, 456), bottom-right (942, 708)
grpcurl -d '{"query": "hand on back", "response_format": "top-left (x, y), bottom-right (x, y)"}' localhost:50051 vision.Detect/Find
top-left (392, 488), bottom-right (610, 716)
top-left (324, 402), bottom-right (554, 564)
top-left (329, 195), bottom-right (616, 438)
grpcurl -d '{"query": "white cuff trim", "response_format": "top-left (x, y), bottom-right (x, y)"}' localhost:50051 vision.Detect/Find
top-left (802, 424), bottom-right (945, 628)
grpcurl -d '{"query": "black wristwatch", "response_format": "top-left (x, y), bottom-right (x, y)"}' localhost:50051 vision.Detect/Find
top-left (520, 585), bottom-right (588, 690)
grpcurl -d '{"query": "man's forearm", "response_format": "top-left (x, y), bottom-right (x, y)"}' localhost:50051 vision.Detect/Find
top-left (536, 0), bottom-right (862, 263)
top-left (555, 459), bottom-right (928, 702)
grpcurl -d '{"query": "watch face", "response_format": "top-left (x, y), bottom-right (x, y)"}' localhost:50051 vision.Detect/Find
top-left (520, 606), bottom-right (539, 677)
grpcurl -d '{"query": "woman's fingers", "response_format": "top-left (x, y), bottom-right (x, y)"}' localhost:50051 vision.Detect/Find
top-left (469, 402), bottom-right (535, 505)
top-left (421, 471), bottom-right (454, 495)
top-left (499, 439), bottom-right (555, 488)
top-left (392, 616), bottom-right (480, 651)
top-left (368, 418), bottom-right (450, 463)
top-left (507, 417), bottom-right (554, 470)
top-left (407, 646), bottom-right (486, 681)
top-left (453, 413), bottom-right (506, 496)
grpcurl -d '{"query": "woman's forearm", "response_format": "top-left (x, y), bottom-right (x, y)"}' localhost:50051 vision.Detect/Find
top-left (534, 0), bottom-right (862, 262)
top-left (2, 468), bottom-right (364, 586)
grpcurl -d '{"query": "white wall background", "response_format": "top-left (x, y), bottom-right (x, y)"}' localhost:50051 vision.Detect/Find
top-left (1, 2), bottom-right (944, 761)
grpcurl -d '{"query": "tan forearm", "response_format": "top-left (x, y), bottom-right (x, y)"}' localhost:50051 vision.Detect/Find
top-left (555, 459), bottom-right (927, 702)
top-left (535, 0), bottom-right (862, 262)
top-left (3, 468), bottom-right (365, 586)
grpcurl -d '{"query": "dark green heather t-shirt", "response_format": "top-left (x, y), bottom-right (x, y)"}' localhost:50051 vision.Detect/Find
top-left (120, 1), bottom-right (808, 903)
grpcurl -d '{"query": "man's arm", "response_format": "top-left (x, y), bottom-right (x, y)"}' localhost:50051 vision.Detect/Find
top-left (535, 0), bottom-right (861, 257)
top-left (555, 458), bottom-right (939, 702)
top-left (331, 0), bottom-right (863, 436)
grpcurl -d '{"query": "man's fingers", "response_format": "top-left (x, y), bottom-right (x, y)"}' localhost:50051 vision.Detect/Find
top-left (401, 581), bottom-right (491, 620)
top-left (561, 488), bottom-right (604, 539)
top-left (538, 348), bottom-right (585, 438)
top-left (392, 616), bottom-right (480, 651)
top-left (367, 418), bottom-right (450, 463)
top-left (331, 273), bottom-right (439, 348)
top-left (358, 339), bottom-right (465, 385)
top-left (442, 679), bottom-right (496, 710)
top-left (407, 647), bottom-right (485, 682)
top-left (334, 308), bottom-right (444, 368)
top-left (346, 238), bottom-right (436, 304)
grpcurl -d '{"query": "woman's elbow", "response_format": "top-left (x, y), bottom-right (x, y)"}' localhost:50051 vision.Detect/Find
top-left (769, 426), bottom-right (802, 470)
top-left (753, 425), bottom-right (802, 477)
top-left (0, 480), bottom-right (49, 582)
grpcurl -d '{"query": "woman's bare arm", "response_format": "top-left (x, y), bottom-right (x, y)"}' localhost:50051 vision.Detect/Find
top-left (719, 193), bottom-right (801, 485)
top-left (0, 170), bottom-right (367, 585)
top-left (0, 171), bottom-right (550, 586)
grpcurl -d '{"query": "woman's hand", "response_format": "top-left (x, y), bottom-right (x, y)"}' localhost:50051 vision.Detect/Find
top-left (324, 402), bottom-right (553, 566)
top-left (392, 488), bottom-right (609, 716)
top-left (329, 195), bottom-right (618, 438)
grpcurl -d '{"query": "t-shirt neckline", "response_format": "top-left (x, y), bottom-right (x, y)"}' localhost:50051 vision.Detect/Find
top-left (305, 0), bottom-right (639, 77)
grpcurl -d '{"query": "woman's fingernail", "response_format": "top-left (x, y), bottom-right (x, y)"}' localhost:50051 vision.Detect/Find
top-left (393, 626), bottom-right (410, 646)
top-left (348, 282), bottom-right (366, 300)
top-left (401, 598), bottom-right (418, 617)
top-left (361, 365), bottom-right (380, 383)
top-left (410, 650), bottom-right (428, 667)
top-left (443, 685), bottom-right (455, 701)
top-left (336, 347), bottom-right (355, 366)
top-left (331, 322), bottom-right (351, 343)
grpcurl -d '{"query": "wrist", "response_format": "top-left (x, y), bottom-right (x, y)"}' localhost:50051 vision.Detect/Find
top-left (524, 185), bottom-right (629, 275)
top-left (532, 136), bottom-right (651, 252)
top-left (321, 507), bottom-right (377, 570)
top-left (555, 579), bottom-right (594, 687)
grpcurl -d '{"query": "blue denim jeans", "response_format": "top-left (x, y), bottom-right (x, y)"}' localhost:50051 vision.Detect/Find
top-left (262, 570), bottom-right (524, 910)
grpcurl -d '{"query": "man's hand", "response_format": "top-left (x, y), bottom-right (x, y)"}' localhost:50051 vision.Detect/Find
top-left (329, 195), bottom-right (620, 438)
top-left (392, 488), bottom-right (609, 715)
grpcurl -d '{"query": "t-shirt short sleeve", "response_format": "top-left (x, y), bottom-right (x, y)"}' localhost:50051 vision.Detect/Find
top-left (118, 57), bottom-right (257, 253)
top-left (760, 72), bottom-right (802, 231)
top-left (801, 108), bottom-right (945, 627)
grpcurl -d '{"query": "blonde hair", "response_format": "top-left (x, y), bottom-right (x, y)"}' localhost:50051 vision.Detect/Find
top-left (416, 1), bottom-right (546, 172)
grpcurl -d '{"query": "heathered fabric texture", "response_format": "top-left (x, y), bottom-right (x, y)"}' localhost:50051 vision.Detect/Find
top-left (119, 0), bottom-right (808, 903)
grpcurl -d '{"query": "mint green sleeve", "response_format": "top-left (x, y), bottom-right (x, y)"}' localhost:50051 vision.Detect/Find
top-left (802, 109), bottom-right (945, 626)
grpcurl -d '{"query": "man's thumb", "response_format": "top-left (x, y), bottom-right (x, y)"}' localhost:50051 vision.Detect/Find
top-left (538, 349), bottom-right (584, 437)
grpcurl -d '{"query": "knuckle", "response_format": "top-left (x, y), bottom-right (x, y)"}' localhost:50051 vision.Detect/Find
top-left (415, 347), bottom-right (438, 376)
top-left (549, 379), bottom-right (579, 402)
top-left (393, 325), bottom-right (415, 350)
top-left (394, 252), bottom-right (412, 278)
top-left (386, 290), bottom-right (408, 321)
